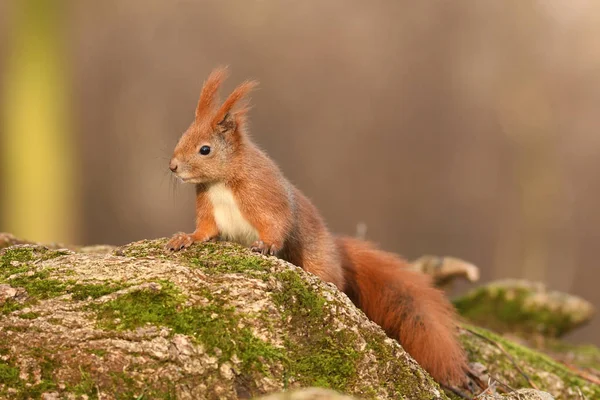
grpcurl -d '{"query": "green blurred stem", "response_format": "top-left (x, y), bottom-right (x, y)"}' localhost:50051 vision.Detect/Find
top-left (2, 0), bottom-right (76, 243)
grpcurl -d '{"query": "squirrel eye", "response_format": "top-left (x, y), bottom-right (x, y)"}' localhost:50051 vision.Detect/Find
top-left (199, 145), bottom-right (211, 155)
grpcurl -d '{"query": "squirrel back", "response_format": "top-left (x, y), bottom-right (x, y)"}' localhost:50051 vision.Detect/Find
top-left (167, 67), bottom-right (467, 386)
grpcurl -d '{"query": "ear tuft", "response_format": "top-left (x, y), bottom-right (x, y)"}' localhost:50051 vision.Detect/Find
top-left (196, 66), bottom-right (229, 121)
top-left (212, 80), bottom-right (258, 130)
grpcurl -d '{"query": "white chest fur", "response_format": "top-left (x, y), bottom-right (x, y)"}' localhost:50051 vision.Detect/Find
top-left (207, 183), bottom-right (259, 246)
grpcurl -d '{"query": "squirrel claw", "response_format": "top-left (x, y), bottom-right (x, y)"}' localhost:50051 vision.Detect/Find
top-left (166, 232), bottom-right (195, 251)
top-left (250, 240), bottom-right (279, 256)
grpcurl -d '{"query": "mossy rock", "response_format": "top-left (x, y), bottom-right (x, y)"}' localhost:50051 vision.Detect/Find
top-left (460, 325), bottom-right (599, 399)
top-left (0, 238), bottom-right (445, 399)
top-left (1, 235), bottom-right (598, 399)
top-left (454, 279), bottom-right (595, 338)
top-left (258, 387), bottom-right (557, 400)
top-left (255, 387), bottom-right (358, 399)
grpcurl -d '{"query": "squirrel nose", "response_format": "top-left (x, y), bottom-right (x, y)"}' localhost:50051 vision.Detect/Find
top-left (169, 159), bottom-right (178, 172)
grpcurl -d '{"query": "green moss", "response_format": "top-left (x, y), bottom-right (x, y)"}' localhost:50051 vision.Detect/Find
top-left (0, 350), bottom-right (59, 399)
top-left (88, 349), bottom-right (107, 357)
top-left (18, 311), bottom-right (39, 319)
top-left (0, 239), bottom-right (450, 398)
top-left (462, 325), bottom-right (600, 398)
top-left (0, 245), bottom-right (69, 281)
top-left (543, 340), bottom-right (600, 371)
top-left (107, 372), bottom-right (144, 398)
top-left (1, 298), bottom-right (24, 315)
top-left (1, 262), bottom-right (127, 317)
top-left (70, 282), bottom-right (126, 300)
top-left (106, 371), bottom-right (176, 400)
top-left (10, 381), bottom-right (57, 399)
top-left (179, 243), bottom-right (270, 278)
top-left (272, 269), bottom-right (325, 321)
top-left (0, 361), bottom-right (20, 387)
top-left (364, 334), bottom-right (409, 396)
top-left (89, 281), bottom-right (184, 331)
top-left (454, 286), bottom-right (583, 337)
top-left (114, 240), bottom-right (369, 392)
top-left (288, 333), bottom-right (360, 389)
top-left (189, 254), bottom-right (269, 276)
top-left (71, 369), bottom-right (99, 399)
top-left (4, 325), bottom-right (28, 332)
top-left (284, 326), bottom-right (359, 392)
top-left (270, 267), bottom-right (444, 398)
top-left (269, 270), bottom-right (363, 392)
top-left (7, 270), bottom-right (67, 299)
top-left (116, 239), bottom-right (272, 278)
top-left (114, 239), bottom-right (168, 259)
top-left (237, 328), bottom-right (286, 373)
top-left (0, 263), bottom-right (29, 281)
top-left (187, 242), bottom-right (271, 275)
top-left (89, 282), bottom-right (284, 373)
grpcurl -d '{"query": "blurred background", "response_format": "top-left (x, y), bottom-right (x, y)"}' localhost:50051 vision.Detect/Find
top-left (0, 0), bottom-right (599, 345)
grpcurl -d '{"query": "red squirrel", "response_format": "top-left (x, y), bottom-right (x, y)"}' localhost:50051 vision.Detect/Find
top-left (166, 67), bottom-right (468, 386)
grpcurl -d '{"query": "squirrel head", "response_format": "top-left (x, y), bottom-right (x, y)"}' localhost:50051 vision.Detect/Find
top-left (169, 67), bottom-right (257, 184)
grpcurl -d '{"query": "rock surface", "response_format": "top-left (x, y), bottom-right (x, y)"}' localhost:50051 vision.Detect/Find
top-left (475, 388), bottom-right (555, 400)
top-left (0, 235), bottom-right (599, 400)
top-left (254, 387), bottom-right (556, 400)
top-left (409, 255), bottom-right (480, 288)
top-left (0, 239), bottom-right (444, 400)
top-left (256, 387), bottom-right (358, 400)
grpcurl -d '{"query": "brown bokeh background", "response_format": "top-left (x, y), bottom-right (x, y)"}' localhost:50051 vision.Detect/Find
top-left (1, 1), bottom-right (599, 345)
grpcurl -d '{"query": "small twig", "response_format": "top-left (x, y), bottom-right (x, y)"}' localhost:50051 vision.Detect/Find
top-left (486, 373), bottom-right (516, 393)
top-left (466, 366), bottom-right (487, 390)
top-left (576, 386), bottom-right (587, 400)
top-left (440, 383), bottom-right (472, 399)
top-left (562, 362), bottom-right (600, 385)
top-left (464, 327), bottom-right (540, 390)
top-left (473, 379), bottom-right (496, 399)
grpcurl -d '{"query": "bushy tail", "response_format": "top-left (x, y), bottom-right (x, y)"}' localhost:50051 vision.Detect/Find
top-left (336, 236), bottom-right (467, 385)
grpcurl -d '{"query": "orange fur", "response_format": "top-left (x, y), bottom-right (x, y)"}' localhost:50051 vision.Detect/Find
top-left (167, 67), bottom-right (468, 386)
top-left (195, 66), bottom-right (228, 121)
top-left (212, 80), bottom-right (258, 128)
top-left (193, 185), bottom-right (219, 241)
top-left (337, 237), bottom-right (467, 385)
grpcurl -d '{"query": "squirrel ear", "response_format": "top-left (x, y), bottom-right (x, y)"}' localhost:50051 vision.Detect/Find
top-left (196, 66), bottom-right (229, 122)
top-left (216, 112), bottom-right (236, 134)
top-left (212, 80), bottom-right (258, 131)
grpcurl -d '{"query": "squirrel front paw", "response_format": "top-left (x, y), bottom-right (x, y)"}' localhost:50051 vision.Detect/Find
top-left (167, 232), bottom-right (216, 251)
top-left (250, 240), bottom-right (281, 256)
top-left (166, 232), bottom-right (195, 251)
